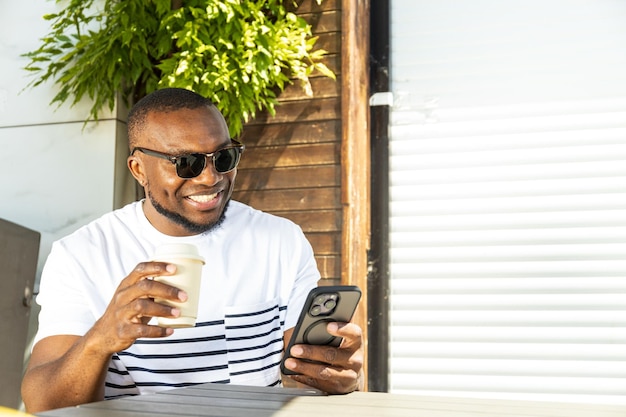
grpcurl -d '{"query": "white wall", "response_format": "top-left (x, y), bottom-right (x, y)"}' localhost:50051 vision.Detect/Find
top-left (0, 1), bottom-right (135, 364)
top-left (0, 1), bottom-right (134, 284)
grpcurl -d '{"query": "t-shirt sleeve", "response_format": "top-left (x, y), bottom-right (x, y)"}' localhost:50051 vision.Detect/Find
top-left (33, 240), bottom-right (98, 346)
top-left (283, 227), bottom-right (320, 330)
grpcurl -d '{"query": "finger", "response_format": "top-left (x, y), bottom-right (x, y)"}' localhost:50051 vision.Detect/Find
top-left (289, 322), bottom-right (363, 369)
top-left (134, 277), bottom-right (188, 303)
top-left (284, 358), bottom-right (336, 383)
top-left (289, 341), bottom-right (362, 371)
top-left (289, 344), bottom-right (341, 367)
top-left (121, 322), bottom-right (175, 341)
top-left (113, 270), bottom-right (187, 312)
top-left (327, 322), bottom-right (363, 349)
top-left (124, 261), bottom-right (177, 286)
top-left (286, 360), bottom-right (359, 394)
top-left (125, 297), bottom-right (182, 323)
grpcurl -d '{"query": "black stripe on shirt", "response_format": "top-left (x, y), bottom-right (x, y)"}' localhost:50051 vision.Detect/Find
top-left (118, 349), bottom-right (227, 360)
top-left (230, 361), bottom-right (281, 377)
top-left (225, 326), bottom-right (281, 342)
top-left (134, 334), bottom-right (225, 345)
top-left (228, 348), bottom-right (282, 365)
top-left (134, 379), bottom-right (230, 388)
top-left (225, 305), bottom-right (282, 318)
top-left (126, 364), bottom-right (228, 374)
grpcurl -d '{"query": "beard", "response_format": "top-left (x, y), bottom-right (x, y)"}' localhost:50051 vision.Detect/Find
top-left (147, 189), bottom-right (230, 235)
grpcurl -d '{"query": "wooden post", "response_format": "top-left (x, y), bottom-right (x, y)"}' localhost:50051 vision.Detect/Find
top-left (341, 0), bottom-right (371, 391)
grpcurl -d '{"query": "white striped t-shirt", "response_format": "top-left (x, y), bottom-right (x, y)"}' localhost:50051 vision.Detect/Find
top-left (34, 200), bottom-right (319, 398)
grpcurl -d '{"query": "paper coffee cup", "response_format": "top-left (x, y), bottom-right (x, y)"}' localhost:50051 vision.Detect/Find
top-left (152, 243), bottom-right (205, 328)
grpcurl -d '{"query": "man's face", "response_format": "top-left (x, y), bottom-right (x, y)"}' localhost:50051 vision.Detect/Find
top-left (128, 106), bottom-right (237, 236)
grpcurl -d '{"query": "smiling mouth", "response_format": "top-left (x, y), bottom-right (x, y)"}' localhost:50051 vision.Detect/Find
top-left (186, 192), bottom-right (220, 203)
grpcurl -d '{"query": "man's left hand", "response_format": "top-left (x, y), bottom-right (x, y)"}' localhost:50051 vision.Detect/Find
top-left (282, 322), bottom-right (363, 394)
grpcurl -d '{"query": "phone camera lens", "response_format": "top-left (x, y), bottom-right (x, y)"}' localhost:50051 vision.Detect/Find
top-left (310, 305), bottom-right (322, 316)
top-left (324, 299), bottom-right (337, 310)
top-left (314, 295), bottom-right (326, 305)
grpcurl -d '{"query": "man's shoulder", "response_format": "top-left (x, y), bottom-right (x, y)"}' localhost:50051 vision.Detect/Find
top-left (228, 200), bottom-right (299, 229)
top-left (57, 201), bottom-right (142, 244)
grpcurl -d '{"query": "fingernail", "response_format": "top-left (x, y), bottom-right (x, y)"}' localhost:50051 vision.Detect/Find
top-left (171, 308), bottom-right (181, 317)
top-left (285, 358), bottom-right (296, 369)
top-left (178, 291), bottom-right (188, 302)
top-left (166, 264), bottom-right (176, 273)
top-left (327, 322), bottom-right (338, 332)
top-left (291, 346), bottom-right (304, 356)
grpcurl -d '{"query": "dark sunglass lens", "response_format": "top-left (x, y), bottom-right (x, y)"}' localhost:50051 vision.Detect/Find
top-left (176, 154), bottom-right (206, 178)
top-left (214, 148), bottom-right (239, 172)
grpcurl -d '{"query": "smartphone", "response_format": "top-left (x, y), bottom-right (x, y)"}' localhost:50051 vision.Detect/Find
top-left (281, 285), bottom-right (361, 375)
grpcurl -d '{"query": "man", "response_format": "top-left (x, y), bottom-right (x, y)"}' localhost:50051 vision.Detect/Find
top-left (21, 88), bottom-right (363, 413)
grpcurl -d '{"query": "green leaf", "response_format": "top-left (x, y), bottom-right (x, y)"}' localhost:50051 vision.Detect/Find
top-left (22, 0), bottom-right (335, 137)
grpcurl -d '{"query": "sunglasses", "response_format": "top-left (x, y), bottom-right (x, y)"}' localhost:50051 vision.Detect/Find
top-left (132, 139), bottom-right (245, 179)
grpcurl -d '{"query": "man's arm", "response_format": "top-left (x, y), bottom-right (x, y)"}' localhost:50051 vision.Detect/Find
top-left (22, 334), bottom-right (109, 412)
top-left (282, 322), bottom-right (364, 394)
top-left (21, 262), bottom-right (185, 413)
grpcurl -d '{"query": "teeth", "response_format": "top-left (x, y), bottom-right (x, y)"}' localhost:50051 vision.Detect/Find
top-left (188, 193), bottom-right (218, 203)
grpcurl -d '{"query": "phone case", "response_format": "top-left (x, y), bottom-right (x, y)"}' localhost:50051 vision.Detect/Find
top-left (281, 285), bottom-right (361, 375)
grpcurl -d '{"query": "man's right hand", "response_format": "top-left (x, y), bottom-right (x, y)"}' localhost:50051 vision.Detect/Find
top-left (89, 261), bottom-right (188, 353)
top-left (21, 261), bottom-right (186, 413)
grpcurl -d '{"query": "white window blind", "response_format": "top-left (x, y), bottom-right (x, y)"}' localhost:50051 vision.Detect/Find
top-left (389, 0), bottom-right (626, 404)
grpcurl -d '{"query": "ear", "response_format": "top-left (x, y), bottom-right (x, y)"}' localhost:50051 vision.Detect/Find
top-left (128, 155), bottom-right (146, 187)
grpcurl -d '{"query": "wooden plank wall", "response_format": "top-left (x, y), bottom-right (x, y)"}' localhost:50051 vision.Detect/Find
top-left (234, 0), bottom-right (343, 286)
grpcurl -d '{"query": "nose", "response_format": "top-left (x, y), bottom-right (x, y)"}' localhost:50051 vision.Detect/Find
top-left (191, 156), bottom-right (224, 185)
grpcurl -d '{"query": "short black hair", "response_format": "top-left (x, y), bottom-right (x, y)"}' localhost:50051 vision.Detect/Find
top-left (127, 88), bottom-right (216, 148)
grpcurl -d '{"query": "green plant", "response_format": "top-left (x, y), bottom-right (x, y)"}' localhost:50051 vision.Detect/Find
top-left (23, 0), bottom-right (334, 136)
